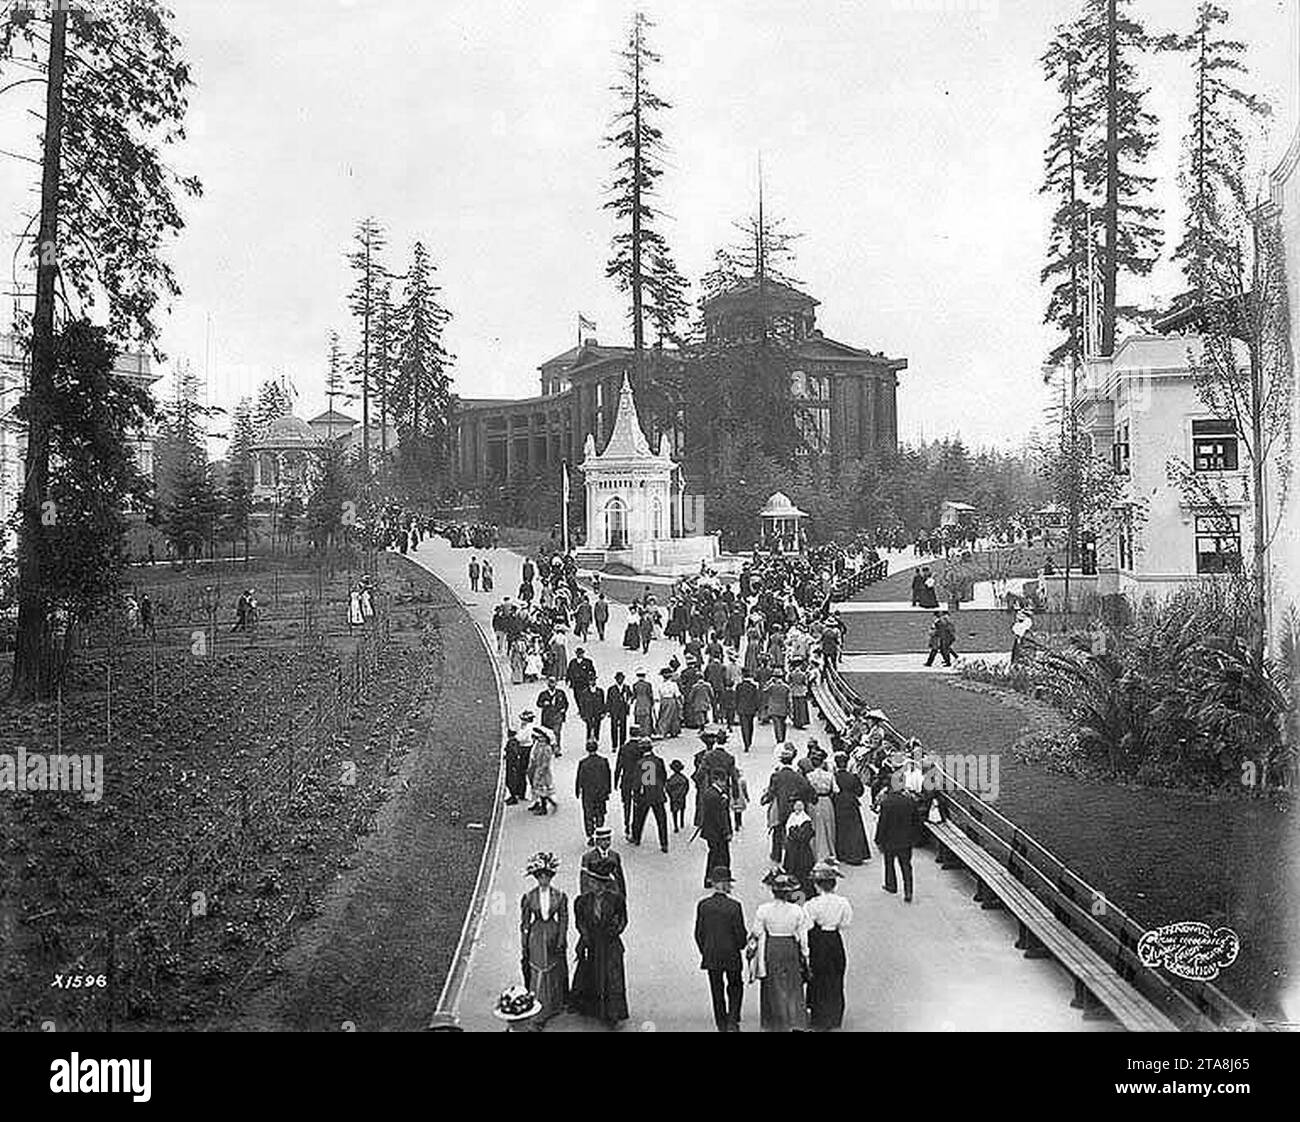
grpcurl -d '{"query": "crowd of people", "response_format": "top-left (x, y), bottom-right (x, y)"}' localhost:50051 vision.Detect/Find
top-left (482, 541), bottom-right (956, 1032)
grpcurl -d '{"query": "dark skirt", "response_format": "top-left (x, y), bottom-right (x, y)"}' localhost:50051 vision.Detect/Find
top-left (833, 793), bottom-right (871, 864)
top-left (807, 927), bottom-right (846, 1031)
top-left (623, 623), bottom-right (640, 650)
top-left (760, 936), bottom-right (807, 1032)
top-left (570, 936), bottom-right (628, 1026)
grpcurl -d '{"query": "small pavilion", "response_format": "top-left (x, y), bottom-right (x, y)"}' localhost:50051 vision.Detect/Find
top-left (758, 492), bottom-right (808, 552)
top-left (250, 414), bottom-right (327, 502)
top-left (578, 374), bottom-right (719, 575)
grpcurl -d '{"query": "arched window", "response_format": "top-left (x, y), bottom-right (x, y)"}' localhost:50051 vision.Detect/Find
top-left (604, 496), bottom-right (628, 550)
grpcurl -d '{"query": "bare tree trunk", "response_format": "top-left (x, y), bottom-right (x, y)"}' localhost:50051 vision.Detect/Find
top-left (1101, 0), bottom-right (1120, 357)
top-left (11, 6), bottom-right (68, 701)
top-left (630, 18), bottom-right (644, 382)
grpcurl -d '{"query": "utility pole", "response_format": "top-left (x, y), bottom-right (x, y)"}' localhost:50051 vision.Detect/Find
top-left (12, 2), bottom-right (68, 699)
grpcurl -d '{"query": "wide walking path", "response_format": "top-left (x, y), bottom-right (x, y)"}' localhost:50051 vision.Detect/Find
top-left (410, 536), bottom-right (1105, 1032)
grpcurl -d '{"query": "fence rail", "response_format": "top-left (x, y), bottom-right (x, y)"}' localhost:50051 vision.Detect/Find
top-left (815, 662), bottom-right (1257, 1031)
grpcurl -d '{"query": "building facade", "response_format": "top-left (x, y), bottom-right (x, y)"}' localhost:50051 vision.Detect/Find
top-left (451, 278), bottom-right (907, 491)
top-left (0, 334), bottom-right (158, 548)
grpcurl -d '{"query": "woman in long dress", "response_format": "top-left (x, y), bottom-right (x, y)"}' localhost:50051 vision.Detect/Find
top-left (655, 671), bottom-right (682, 739)
top-left (509, 636), bottom-right (526, 685)
top-left (782, 800), bottom-right (817, 902)
top-left (749, 872), bottom-right (809, 1032)
top-left (805, 762), bottom-right (838, 862)
top-left (831, 753), bottom-right (871, 864)
top-left (569, 855), bottom-right (629, 1028)
top-left (527, 727), bottom-right (558, 815)
top-left (803, 862), bottom-right (853, 1031)
top-left (520, 852), bottom-right (569, 1026)
top-left (623, 609), bottom-right (642, 651)
top-left (630, 670), bottom-right (656, 734)
top-left (524, 636), bottom-right (544, 683)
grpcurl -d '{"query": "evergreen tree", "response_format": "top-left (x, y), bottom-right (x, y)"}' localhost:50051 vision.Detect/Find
top-left (324, 331), bottom-right (352, 424)
top-left (347, 216), bottom-right (391, 475)
top-left (1172, 2), bottom-right (1271, 305)
top-left (307, 451), bottom-right (351, 552)
top-left (227, 395), bottom-right (257, 474)
top-left (1040, 24), bottom-right (1094, 369)
top-left (279, 494), bottom-right (303, 553)
top-left (253, 377), bottom-right (292, 440)
top-left (1075, 0), bottom-right (1165, 355)
top-left (605, 11), bottom-right (689, 365)
top-left (374, 280), bottom-right (395, 459)
top-left (392, 240), bottom-right (455, 481)
top-left (221, 464), bottom-right (252, 560)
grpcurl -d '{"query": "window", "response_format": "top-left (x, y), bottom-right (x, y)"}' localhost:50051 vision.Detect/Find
top-left (1194, 512), bottom-right (1241, 574)
top-left (795, 405), bottom-right (831, 454)
top-left (1192, 418), bottom-right (1238, 472)
top-left (1112, 422), bottom-right (1130, 476)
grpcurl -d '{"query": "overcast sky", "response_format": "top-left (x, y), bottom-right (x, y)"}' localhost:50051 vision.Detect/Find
top-left (5, 0), bottom-right (1299, 451)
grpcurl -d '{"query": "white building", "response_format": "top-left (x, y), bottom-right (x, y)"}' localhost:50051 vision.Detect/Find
top-left (577, 373), bottom-right (720, 576)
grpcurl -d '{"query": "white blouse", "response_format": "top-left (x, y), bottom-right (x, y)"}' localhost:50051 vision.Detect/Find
top-left (803, 892), bottom-right (853, 932)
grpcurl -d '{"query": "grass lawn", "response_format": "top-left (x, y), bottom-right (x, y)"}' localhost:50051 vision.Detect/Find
top-left (850, 545), bottom-right (1056, 602)
top-left (0, 550), bottom-right (500, 1031)
top-left (843, 608), bottom-right (1012, 654)
top-left (842, 671), bottom-right (1294, 1021)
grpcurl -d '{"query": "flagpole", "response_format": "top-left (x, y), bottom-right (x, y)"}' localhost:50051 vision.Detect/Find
top-left (561, 459), bottom-right (571, 555)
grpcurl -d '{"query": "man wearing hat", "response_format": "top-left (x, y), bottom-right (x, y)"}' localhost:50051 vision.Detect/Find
top-left (629, 737), bottom-right (670, 853)
top-left (536, 676), bottom-right (569, 755)
top-left (575, 738), bottom-right (612, 842)
top-left (580, 826), bottom-right (627, 900)
top-left (875, 779), bottom-right (921, 902)
top-left (761, 746), bottom-right (814, 863)
top-left (606, 671), bottom-right (631, 750)
top-left (698, 769), bottom-right (734, 890)
top-left (613, 734), bottom-right (645, 838)
top-left (694, 867), bottom-right (747, 1032)
top-left (734, 667), bottom-right (761, 752)
top-left (764, 668), bottom-right (791, 744)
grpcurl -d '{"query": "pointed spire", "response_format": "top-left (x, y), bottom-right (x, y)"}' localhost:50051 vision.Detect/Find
top-left (598, 372), bottom-right (656, 460)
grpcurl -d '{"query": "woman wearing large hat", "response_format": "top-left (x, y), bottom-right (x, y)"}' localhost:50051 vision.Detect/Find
top-left (803, 861), bottom-right (853, 1031)
top-left (569, 854), bottom-right (629, 1028)
top-left (748, 871), bottom-right (810, 1032)
top-left (520, 852), bottom-right (568, 1025)
top-left (527, 726), bottom-right (559, 815)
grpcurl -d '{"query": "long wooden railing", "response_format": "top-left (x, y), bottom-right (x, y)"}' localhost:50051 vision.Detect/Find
top-left (812, 663), bottom-right (1257, 1032)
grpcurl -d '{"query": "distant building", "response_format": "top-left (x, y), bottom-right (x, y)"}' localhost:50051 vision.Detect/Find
top-left (308, 408), bottom-right (359, 443)
top-left (0, 333), bottom-right (158, 548)
top-left (451, 277), bottom-right (907, 491)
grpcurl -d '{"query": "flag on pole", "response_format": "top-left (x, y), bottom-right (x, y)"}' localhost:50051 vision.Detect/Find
top-left (578, 314), bottom-right (596, 336)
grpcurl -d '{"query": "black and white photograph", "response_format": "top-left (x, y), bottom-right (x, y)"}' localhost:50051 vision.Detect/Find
top-left (0, 0), bottom-right (1298, 1083)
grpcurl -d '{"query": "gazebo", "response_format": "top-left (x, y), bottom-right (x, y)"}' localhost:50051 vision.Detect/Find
top-left (758, 492), bottom-right (808, 552)
top-left (250, 414), bottom-right (327, 502)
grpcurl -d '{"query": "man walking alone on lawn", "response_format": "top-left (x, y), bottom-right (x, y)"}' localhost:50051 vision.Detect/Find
top-left (468, 556), bottom-right (480, 592)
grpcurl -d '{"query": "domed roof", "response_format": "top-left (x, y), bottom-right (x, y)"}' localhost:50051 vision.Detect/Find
top-left (758, 492), bottom-right (807, 518)
top-left (258, 414), bottom-right (323, 450)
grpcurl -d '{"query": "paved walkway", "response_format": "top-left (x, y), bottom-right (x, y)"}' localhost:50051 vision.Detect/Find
top-left (410, 536), bottom-right (1105, 1032)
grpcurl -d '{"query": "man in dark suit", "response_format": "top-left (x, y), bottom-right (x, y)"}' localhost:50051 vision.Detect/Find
top-left (575, 738), bottom-right (612, 842)
top-left (629, 738), bottom-right (670, 853)
top-left (536, 678), bottom-right (569, 754)
top-left (734, 668), bottom-right (761, 752)
top-left (694, 867), bottom-right (747, 1032)
top-left (606, 671), bottom-right (630, 750)
top-left (593, 593), bottom-right (611, 641)
top-left (613, 735), bottom-right (644, 839)
top-left (875, 784), bottom-right (921, 901)
top-left (698, 771), bottom-right (733, 890)
top-left (761, 746), bottom-right (815, 863)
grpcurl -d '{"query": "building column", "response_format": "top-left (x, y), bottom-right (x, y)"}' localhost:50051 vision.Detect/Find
top-left (504, 415), bottom-right (514, 479)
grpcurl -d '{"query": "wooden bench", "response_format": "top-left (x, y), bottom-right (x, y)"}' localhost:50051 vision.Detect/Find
top-left (928, 819), bottom-right (1178, 1031)
top-left (811, 665), bottom-right (1256, 1033)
